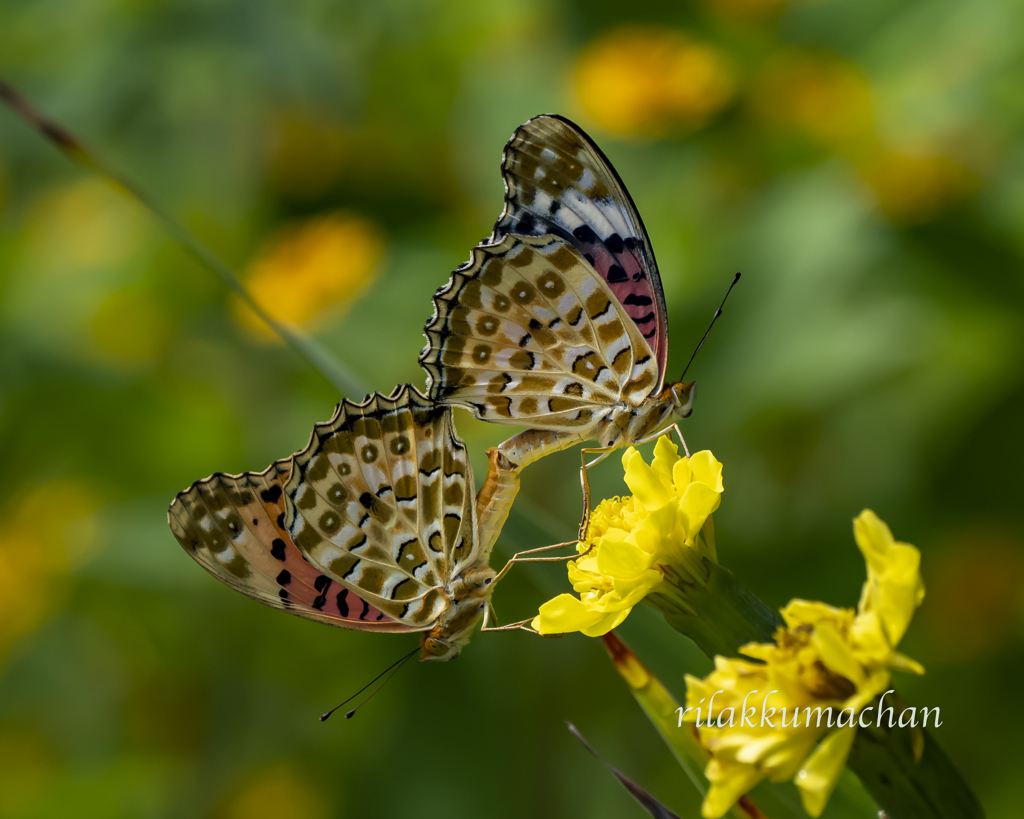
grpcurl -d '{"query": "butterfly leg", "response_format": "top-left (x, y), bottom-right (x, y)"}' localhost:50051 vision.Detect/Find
top-left (578, 446), bottom-right (616, 540)
top-left (480, 600), bottom-right (544, 634)
top-left (492, 540), bottom-right (579, 585)
top-left (481, 617), bottom-right (541, 634)
top-left (632, 423), bottom-right (691, 457)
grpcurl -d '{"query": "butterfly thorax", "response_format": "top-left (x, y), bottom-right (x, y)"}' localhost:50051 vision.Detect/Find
top-left (420, 564), bottom-right (496, 661)
top-left (600, 380), bottom-right (695, 450)
top-left (494, 380), bottom-right (695, 472)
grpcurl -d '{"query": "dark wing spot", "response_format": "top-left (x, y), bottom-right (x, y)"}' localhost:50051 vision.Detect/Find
top-left (276, 570), bottom-right (292, 586)
top-left (623, 293), bottom-right (653, 306)
top-left (359, 599), bottom-right (371, 620)
top-left (337, 591), bottom-right (349, 617)
top-left (271, 539), bottom-right (287, 561)
top-left (279, 589), bottom-right (289, 600)
top-left (261, 485), bottom-right (283, 503)
top-left (573, 225), bottom-right (598, 244)
top-left (605, 233), bottom-right (624, 254)
top-left (634, 311), bottom-right (656, 325)
top-left (606, 265), bottom-right (628, 283)
top-left (314, 575), bottom-right (331, 592)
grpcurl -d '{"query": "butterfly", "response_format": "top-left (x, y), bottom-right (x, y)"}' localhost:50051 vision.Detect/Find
top-left (420, 115), bottom-right (695, 519)
top-left (167, 385), bottom-right (519, 660)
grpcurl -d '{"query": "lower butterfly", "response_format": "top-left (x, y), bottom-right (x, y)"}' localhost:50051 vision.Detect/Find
top-left (167, 385), bottom-right (524, 660)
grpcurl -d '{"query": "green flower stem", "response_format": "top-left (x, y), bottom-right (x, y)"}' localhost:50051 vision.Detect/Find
top-left (641, 556), bottom-right (983, 819)
top-left (600, 632), bottom-right (767, 819)
top-left (647, 559), bottom-right (782, 658)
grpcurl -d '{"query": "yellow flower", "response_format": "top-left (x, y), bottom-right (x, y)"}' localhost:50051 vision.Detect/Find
top-left (682, 510), bottom-right (925, 818)
top-left (232, 211), bottom-right (383, 338)
top-left (575, 27), bottom-right (735, 138)
top-left (532, 437), bottom-right (723, 636)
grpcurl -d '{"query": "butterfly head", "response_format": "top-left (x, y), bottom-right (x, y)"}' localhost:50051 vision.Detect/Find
top-left (667, 380), bottom-right (696, 419)
top-left (419, 566), bottom-right (496, 661)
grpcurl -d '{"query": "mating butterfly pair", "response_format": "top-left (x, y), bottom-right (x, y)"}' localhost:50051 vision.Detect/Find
top-left (168, 115), bottom-right (694, 660)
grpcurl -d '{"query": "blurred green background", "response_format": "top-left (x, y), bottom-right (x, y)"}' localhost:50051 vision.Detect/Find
top-left (1, 0), bottom-right (1021, 817)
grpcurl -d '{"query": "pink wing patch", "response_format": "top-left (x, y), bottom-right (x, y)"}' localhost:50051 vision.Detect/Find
top-left (493, 114), bottom-right (670, 384)
top-left (168, 460), bottom-right (409, 633)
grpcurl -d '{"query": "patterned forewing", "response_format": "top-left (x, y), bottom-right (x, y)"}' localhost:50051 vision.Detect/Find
top-left (284, 386), bottom-right (475, 629)
top-left (168, 461), bottom-right (408, 631)
top-left (422, 234), bottom-right (659, 429)
top-left (494, 115), bottom-right (669, 381)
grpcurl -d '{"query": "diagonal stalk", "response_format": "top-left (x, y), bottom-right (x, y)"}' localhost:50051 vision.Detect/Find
top-left (0, 78), bottom-right (367, 398)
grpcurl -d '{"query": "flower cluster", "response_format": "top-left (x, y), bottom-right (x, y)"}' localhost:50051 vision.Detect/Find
top-left (682, 510), bottom-right (926, 818)
top-left (532, 437), bottom-right (723, 636)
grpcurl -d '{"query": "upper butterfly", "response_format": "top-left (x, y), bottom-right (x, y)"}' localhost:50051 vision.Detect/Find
top-left (420, 114), bottom-right (694, 479)
top-left (168, 385), bottom-right (517, 661)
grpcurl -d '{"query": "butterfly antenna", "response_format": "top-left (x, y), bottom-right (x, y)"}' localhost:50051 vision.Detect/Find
top-left (680, 272), bottom-right (741, 381)
top-left (319, 645), bottom-right (419, 722)
top-left (0, 78), bottom-right (366, 398)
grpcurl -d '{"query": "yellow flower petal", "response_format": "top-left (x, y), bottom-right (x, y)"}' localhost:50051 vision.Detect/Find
top-left (854, 509), bottom-right (925, 649)
top-left (678, 481), bottom-right (722, 541)
top-left (889, 652), bottom-right (926, 675)
top-left (651, 436), bottom-right (681, 479)
top-left (597, 539), bottom-right (657, 578)
top-left (689, 450), bottom-right (725, 492)
top-left (795, 726), bottom-right (857, 818)
top-left (702, 763), bottom-right (765, 819)
top-left (532, 594), bottom-right (603, 634)
top-left (580, 608), bottom-right (631, 637)
top-left (623, 448), bottom-right (674, 510)
top-left (812, 621), bottom-right (865, 687)
top-left (631, 503), bottom-right (678, 554)
top-left (672, 457), bottom-right (693, 493)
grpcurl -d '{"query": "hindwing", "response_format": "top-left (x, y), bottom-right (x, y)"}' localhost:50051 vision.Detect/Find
top-left (169, 460), bottom-right (408, 632)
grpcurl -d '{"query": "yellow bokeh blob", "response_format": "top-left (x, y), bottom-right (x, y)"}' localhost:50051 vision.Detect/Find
top-left (576, 26), bottom-right (735, 138)
top-left (860, 149), bottom-right (974, 224)
top-left (752, 51), bottom-right (873, 146)
top-left (0, 481), bottom-right (98, 664)
top-left (233, 211), bottom-right (384, 339)
top-left (221, 765), bottom-right (330, 819)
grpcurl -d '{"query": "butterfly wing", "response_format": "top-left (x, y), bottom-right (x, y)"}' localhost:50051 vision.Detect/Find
top-left (494, 114), bottom-right (669, 383)
top-left (421, 233), bottom-right (659, 429)
top-left (169, 460), bottom-right (410, 632)
top-left (283, 385), bottom-right (478, 630)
